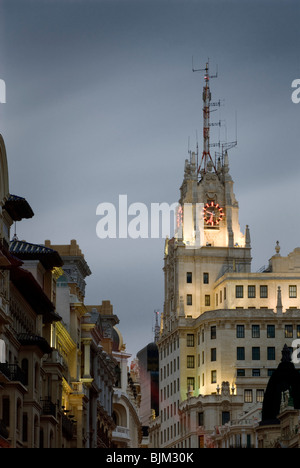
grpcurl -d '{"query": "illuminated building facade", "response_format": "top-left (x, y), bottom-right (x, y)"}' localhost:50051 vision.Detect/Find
top-left (0, 135), bottom-right (129, 449)
top-left (149, 67), bottom-right (300, 448)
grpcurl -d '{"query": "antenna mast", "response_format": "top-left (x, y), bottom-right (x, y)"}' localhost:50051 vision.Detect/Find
top-left (153, 309), bottom-right (160, 343)
top-left (192, 58), bottom-right (218, 177)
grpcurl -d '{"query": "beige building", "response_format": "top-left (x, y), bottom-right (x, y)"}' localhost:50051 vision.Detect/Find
top-left (149, 67), bottom-right (300, 448)
top-left (111, 326), bottom-right (141, 448)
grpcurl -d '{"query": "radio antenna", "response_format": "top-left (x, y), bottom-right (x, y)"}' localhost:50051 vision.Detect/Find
top-left (192, 58), bottom-right (218, 178)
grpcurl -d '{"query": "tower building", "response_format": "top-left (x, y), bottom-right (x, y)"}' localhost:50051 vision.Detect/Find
top-left (150, 63), bottom-right (300, 449)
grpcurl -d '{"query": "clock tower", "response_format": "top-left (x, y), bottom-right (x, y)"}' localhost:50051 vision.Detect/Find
top-left (163, 62), bottom-right (252, 322)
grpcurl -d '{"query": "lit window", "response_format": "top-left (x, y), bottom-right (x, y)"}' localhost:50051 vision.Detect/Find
top-left (236, 285), bottom-right (244, 298)
top-left (211, 370), bottom-right (217, 384)
top-left (187, 377), bottom-right (195, 390)
top-left (285, 325), bottom-right (293, 338)
top-left (205, 295), bottom-right (210, 306)
top-left (244, 389), bottom-right (253, 403)
top-left (260, 285), bottom-right (268, 298)
top-left (248, 285), bottom-right (256, 298)
top-left (187, 356), bottom-right (195, 368)
top-left (289, 285), bottom-right (297, 298)
top-left (256, 389), bottom-right (264, 403)
top-left (187, 334), bottom-right (195, 347)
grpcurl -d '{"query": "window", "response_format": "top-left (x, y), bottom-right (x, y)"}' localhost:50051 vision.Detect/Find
top-left (187, 377), bottom-right (195, 390)
top-left (187, 334), bottom-right (195, 347)
top-left (203, 272), bottom-right (209, 284)
top-left (237, 347), bottom-right (245, 360)
top-left (252, 325), bottom-right (260, 338)
top-left (211, 370), bottom-right (217, 384)
top-left (236, 325), bottom-right (245, 338)
top-left (244, 390), bottom-right (253, 403)
top-left (252, 369), bottom-right (260, 377)
top-left (2, 397), bottom-right (9, 427)
top-left (187, 355), bottom-right (195, 368)
top-left (257, 389), bottom-right (265, 403)
top-left (198, 412), bottom-right (204, 426)
top-left (237, 369), bottom-right (245, 377)
top-left (224, 287), bottom-right (226, 300)
top-left (297, 325), bottom-right (300, 338)
top-left (222, 412), bottom-right (230, 425)
top-left (289, 285), bottom-right (297, 298)
top-left (267, 325), bottom-right (275, 338)
top-left (211, 326), bottom-right (216, 339)
top-left (285, 325), bottom-right (293, 338)
top-left (248, 285), bottom-right (256, 298)
top-left (211, 348), bottom-right (217, 362)
top-left (187, 272), bottom-right (192, 284)
top-left (236, 285), bottom-right (244, 298)
top-left (267, 347), bottom-right (276, 360)
top-left (268, 369), bottom-right (275, 377)
top-left (187, 294), bottom-right (192, 306)
top-left (205, 295), bottom-right (211, 306)
top-left (260, 285), bottom-right (268, 298)
top-left (252, 347), bottom-right (260, 360)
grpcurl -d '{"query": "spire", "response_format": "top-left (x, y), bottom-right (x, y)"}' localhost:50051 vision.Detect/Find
top-left (245, 225), bottom-right (251, 248)
top-left (154, 310), bottom-right (160, 343)
top-left (276, 286), bottom-right (283, 315)
top-left (192, 60), bottom-right (218, 177)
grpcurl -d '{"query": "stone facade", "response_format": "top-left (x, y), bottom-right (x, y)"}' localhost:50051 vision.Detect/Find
top-left (149, 71), bottom-right (300, 448)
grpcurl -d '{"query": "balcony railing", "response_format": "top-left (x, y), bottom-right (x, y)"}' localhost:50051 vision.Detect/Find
top-left (112, 426), bottom-right (130, 441)
top-left (0, 363), bottom-right (26, 386)
top-left (41, 398), bottom-right (57, 418)
top-left (0, 420), bottom-right (8, 440)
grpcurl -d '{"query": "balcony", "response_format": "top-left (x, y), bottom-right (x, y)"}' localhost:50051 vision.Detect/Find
top-left (112, 426), bottom-right (130, 442)
top-left (0, 420), bottom-right (8, 440)
top-left (62, 413), bottom-right (75, 441)
top-left (41, 398), bottom-right (57, 418)
top-left (0, 363), bottom-right (26, 386)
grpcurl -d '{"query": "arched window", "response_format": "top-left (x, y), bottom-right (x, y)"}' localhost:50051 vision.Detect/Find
top-left (21, 359), bottom-right (29, 386)
top-left (0, 339), bottom-right (6, 363)
top-left (34, 362), bottom-right (39, 390)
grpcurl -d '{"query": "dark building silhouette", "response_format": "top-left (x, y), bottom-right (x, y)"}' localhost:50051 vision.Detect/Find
top-left (137, 342), bottom-right (159, 431)
top-left (260, 344), bottom-right (300, 425)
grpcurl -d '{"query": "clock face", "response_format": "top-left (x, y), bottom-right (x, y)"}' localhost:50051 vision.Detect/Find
top-left (203, 201), bottom-right (224, 226)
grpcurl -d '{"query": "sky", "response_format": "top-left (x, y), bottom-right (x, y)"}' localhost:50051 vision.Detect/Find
top-left (0, 0), bottom-right (299, 357)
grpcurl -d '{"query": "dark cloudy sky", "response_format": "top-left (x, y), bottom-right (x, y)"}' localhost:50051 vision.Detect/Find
top-left (0, 0), bottom-right (299, 356)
